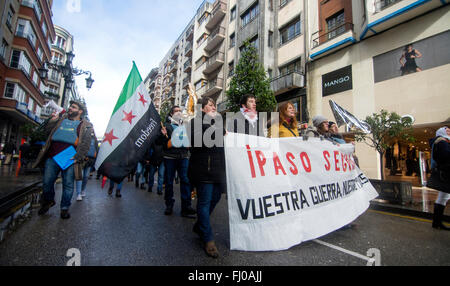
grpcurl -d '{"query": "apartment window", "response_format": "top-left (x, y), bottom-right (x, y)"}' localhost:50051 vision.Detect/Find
top-left (6, 7), bottom-right (14, 30)
top-left (229, 33), bottom-right (236, 48)
top-left (280, 0), bottom-right (291, 8)
top-left (28, 97), bottom-right (35, 112)
top-left (195, 79), bottom-right (207, 91)
top-left (250, 36), bottom-right (259, 50)
top-left (241, 2), bottom-right (259, 27)
top-left (55, 36), bottom-right (66, 50)
top-left (279, 58), bottom-right (302, 76)
top-left (280, 17), bottom-right (301, 45)
top-left (268, 68), bottom-right (273, 79)
top-left (42, 22), bottom-right (48, 37)
top-left (198, 12), bottom-right (210, 26)
top-left (326, 10), bottom-right (346, 40)
top-left (4, 83), bottom-right (15, 98)
top-left (16, 19), bottom-right (36, 46)
top-left (230, 6), bottom-right (236, 22)
top-left (37, 46), bottom-right (44, 62)
top-left (0, 40), bottom-right (7, 60)
top-left (228, 61), bottom-right (234, 77)
top-left (10, 50), bottom-right (21, 68)
top-left (268, 31), bottom-right (273, 48)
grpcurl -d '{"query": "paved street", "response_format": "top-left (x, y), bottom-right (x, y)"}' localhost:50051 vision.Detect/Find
top-left (0, 177), bottom-right (449, 266)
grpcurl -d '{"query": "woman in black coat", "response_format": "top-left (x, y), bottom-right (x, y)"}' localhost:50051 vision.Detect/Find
top-left (427, 126), bottom-right (450, 231)
top-left (187, 96), bottom-right (226, 258)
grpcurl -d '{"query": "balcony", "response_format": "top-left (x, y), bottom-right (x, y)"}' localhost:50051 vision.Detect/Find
top-left (169, 62), bottom-right (177, 74)
top-left (182, 76), bottom-right (191, 88)
top-left (361, 0), bottom-right (445, 40)
top-left (170, 48), bottom-right (179, 60)
top-left (270, 71), bottom-right (305, 96)
top-left (206, 0), bottom-right (227, 30)
top-left (186, 25), bottom-right (194, 41)
top-left (310, 22), bottom-right (355, 60)
top-left (168, 75), bottom-right (177, 87)
top-left (203, 51), bottom-right (225, 75)
top-left (201, 77), bottom-right (224, 98)
top-left (204, 26), bottom-right (226, 52)
top-left (185, 42), bottom-right (193, 57)
top-left (183, 60), bottom-right (192, 73)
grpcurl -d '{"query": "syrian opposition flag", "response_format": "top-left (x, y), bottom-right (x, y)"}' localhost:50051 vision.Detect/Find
top-left (95, 62), bottom-right (161, 183)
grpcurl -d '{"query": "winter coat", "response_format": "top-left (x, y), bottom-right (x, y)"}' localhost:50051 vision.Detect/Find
top-left (157, 117), bottom-right (190, 160)
top-left (268, 121), bottom-right (299, 138)
top-left (427, 136), bottom-right (450, 193)
top-left (149, 142), bottom-right (164, 166)
top-left (32, 114), bottom-right (94, 180)
top-left (187, 112), bottom-right (226, 184)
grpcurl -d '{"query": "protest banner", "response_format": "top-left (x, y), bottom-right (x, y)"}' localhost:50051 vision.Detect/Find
top-left (224, 133), bottom-right (378, 251)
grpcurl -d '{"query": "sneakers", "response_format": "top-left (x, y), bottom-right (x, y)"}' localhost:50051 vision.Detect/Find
top-left (38, 200), bottom-right (56, 216)
top-left (60, 210), bottom-right (71, 220)
top-left (76, 195), bottom-right (83, 201)
top-left (181, 207), bottom-right (197, 218)
top-left (81, 191), bottom-right (86, 197)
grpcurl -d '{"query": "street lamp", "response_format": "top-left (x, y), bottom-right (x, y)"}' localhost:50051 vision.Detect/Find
top-left (39, 51), bottom-right (94, 108)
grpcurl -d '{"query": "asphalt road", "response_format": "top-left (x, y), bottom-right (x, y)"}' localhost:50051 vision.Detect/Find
top-left (0, 177), bottom-right (449, 266)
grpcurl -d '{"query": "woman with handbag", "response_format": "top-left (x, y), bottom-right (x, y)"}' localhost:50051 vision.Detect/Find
top-left (427, 126), bottom-right (450, 231)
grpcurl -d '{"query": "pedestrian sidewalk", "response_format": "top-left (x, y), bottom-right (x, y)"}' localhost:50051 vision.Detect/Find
top-left (0, 165), bottom-right (42, 205)
top-left (371, 186), bottom-right (449, 219)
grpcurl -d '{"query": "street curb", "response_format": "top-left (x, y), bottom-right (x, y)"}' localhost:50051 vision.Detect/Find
top-left (369, 202), bottom-right (450, 223)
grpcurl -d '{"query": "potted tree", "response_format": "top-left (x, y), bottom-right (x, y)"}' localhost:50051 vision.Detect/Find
top-left (354, 110), bottom-right (415, 205)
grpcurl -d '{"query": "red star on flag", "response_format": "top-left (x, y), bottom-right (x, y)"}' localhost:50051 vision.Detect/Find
top-left (138, 93), bottom-right (148, 106)
top-left (122, 110), bottom-right (137, 125)
top-left (103, 129), bottom-right (119, 146)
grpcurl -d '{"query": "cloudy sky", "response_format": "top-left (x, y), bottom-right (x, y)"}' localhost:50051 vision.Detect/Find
top-left (52, 0), bottom-right (206, 137)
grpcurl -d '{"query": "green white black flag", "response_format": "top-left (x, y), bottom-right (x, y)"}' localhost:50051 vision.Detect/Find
top-left (95, 62), bottom-right (161, 183)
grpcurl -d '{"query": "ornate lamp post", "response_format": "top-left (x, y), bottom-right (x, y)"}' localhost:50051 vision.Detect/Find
top-left (38, 51), bottom-right (94, 108)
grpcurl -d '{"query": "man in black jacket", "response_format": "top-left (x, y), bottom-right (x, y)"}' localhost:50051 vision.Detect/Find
top-left (159, 106), bottom-right (195, 217)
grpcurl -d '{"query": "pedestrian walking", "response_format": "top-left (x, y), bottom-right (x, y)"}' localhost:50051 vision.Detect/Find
top-left (75, 135), bottom-right (98, 201)
top-left (427, 126), bottom-right (450, 231)
top-left (228, 94), bottom-right (261, 136)
top-left (108, 179), bottom-right (124, 198)
top-left (187, 96), bottom-right (226, 258)
top-left (268, 102), bottom-right (299, 138)
top-left (3, 140), bottom-right (16, 165)
top-left (34, 101), bottom-right (93, 219)
top-left (135, 160), bottom-right (147, 189)
top-left (147, 141), bottom-right (165, 195)
top-left (158, 106), bottom-right (195, 217)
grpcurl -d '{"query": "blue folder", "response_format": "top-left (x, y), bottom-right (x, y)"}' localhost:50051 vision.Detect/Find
top-left (53, 146), bottom-right (77, 170)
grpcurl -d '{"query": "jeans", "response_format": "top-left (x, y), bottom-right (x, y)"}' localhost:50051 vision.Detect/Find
top-left (164, 158), bottom-right (191, 210)
top-left (195, 183), bottom-right (223, 243)
top-left (42, 158), bottom-right (75, 211)
top-left (109, 180), bottom-right (123, 191)
top-left (148, 162), bottom-right (165, 191)
top-left (135, 162), bottom-right (146, 184)
top-left (75, 165), bottom-right (92, 196)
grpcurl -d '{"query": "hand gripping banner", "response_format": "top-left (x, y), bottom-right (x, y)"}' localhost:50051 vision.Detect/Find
top-left (224, 133), bottom-right (378, 251)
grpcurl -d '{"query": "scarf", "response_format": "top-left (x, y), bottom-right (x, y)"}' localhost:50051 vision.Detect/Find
top-left (240, 108), bottom-right (258, 127)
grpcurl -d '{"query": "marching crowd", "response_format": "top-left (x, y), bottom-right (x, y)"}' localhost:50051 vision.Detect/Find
top-left (21, 94), bottom-right (450, 258)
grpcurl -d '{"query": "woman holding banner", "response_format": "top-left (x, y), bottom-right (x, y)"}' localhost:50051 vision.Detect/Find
top-left (187, 96), bottom-right (227, 258)
top-left (268, 102), bottom-right (299, 138)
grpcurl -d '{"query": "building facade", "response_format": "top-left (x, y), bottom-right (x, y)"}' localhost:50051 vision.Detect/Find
top-left (305, 0), bottom-right (450, 181)
top-left (0, 0), bottom-right (55, 150)
top-left (41, 24), bottom-right (82, 118)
